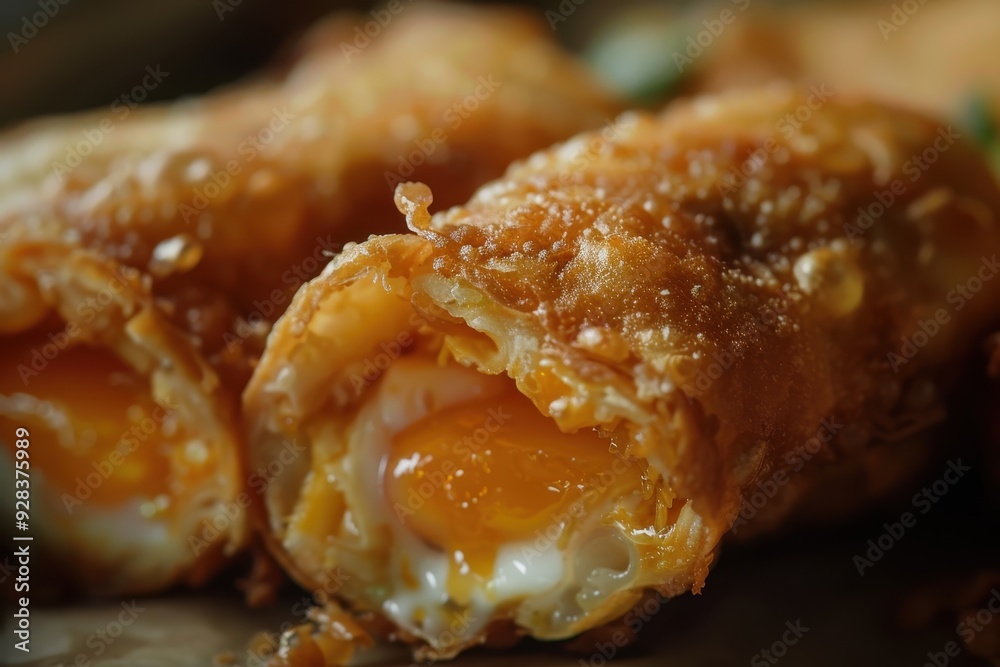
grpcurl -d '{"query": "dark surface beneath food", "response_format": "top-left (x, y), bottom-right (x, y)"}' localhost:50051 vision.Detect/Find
top-left (6, 360), bottom-right (998, 664)
top-left (4, 497), bottom-right (997, 666)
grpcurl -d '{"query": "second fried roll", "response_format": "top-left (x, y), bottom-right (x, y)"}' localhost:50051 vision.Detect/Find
top-left (0, 234), bottom-right (245, 595)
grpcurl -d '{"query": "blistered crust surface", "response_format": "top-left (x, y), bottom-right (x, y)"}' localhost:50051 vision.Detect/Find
top-left (389, 88), bottom-right (1000, 508)
top-left (252, 85), bottom-right (1000, 541)
top-left (245, 88), bottom-right (1000, 648)
top-left (0, 6), bottom-right (620, 597)
top-left (0, 4), bottom-right (618, 349)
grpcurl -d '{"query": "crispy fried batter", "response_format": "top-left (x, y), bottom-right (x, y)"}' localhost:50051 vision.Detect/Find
top-left (0, 4), bottom-right (620, 384)
top-left (0, 5), bottom-right (619, 597)
top-left (245, 87), bottom-right (1000, 652)
top-left (0, 239), bottom-right (244, 595)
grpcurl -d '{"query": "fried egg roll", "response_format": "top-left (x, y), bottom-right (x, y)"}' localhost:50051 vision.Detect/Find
top-left (0, 233), bottom-right (244, 596)
top-left (0, 5), bottom-right (619, 597)
top-left (246, 87), bottom-right (1000, 654)
top-left (0, 4), bottom-right (619, 384)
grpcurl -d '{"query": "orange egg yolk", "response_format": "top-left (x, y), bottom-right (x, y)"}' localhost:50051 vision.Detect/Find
top-left (0, 329), bottom-right (201, 510)
top-left (384, 386), bottom-right (643, 581)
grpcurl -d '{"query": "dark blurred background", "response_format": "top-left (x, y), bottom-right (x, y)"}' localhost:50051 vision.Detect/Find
top-left (0, 0), bottom-right (358, 127)
top-left (0, 0), bottom-right (614, 128)
top-left (0, 0), bottom-right (832, 129)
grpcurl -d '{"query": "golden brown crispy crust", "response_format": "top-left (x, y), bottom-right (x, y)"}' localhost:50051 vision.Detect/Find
top-left (0, 5), bottom-right (619, 598)
top-left (0, 5), bottom-right (619, 386)
top-left (0, 237), bottom-right (245, 596)
top-left (245, 87), bottom-right (1000, 650)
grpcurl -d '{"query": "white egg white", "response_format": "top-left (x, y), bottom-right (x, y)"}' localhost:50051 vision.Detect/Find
top-left (343, 356), bottom-right (641, 648)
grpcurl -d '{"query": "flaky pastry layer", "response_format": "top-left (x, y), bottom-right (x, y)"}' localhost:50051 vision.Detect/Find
top-left (244, 87), bottom-right (1000, 653)
top-left (0, 5), bottom-right (619, 386)
top-left (0, 236), bottom-right (245, 595)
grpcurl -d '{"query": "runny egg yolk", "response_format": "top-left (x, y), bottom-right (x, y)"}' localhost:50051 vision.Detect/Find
top-left (0, 330), bottom-right (202, 510)
top-left (384, 385), bottom-right (643, 583)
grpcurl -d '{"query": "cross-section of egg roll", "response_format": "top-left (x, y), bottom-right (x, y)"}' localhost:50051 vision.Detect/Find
top-left (0, 5), bottom-right (619, 598)
top-left (0, 4), bottom-right (619, 386)
top-left (247, 86), bottom-right (1000, 655)
top-left (0, 232), bottom-right (244, 596)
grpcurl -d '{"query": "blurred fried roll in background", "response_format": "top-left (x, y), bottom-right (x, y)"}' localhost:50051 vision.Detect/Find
top-left (0, 235), bottom-right (244, 595)
top-left (0, 3), bottom-right (620, 598)
top-left (0, 3), bottom-right (620, 387)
